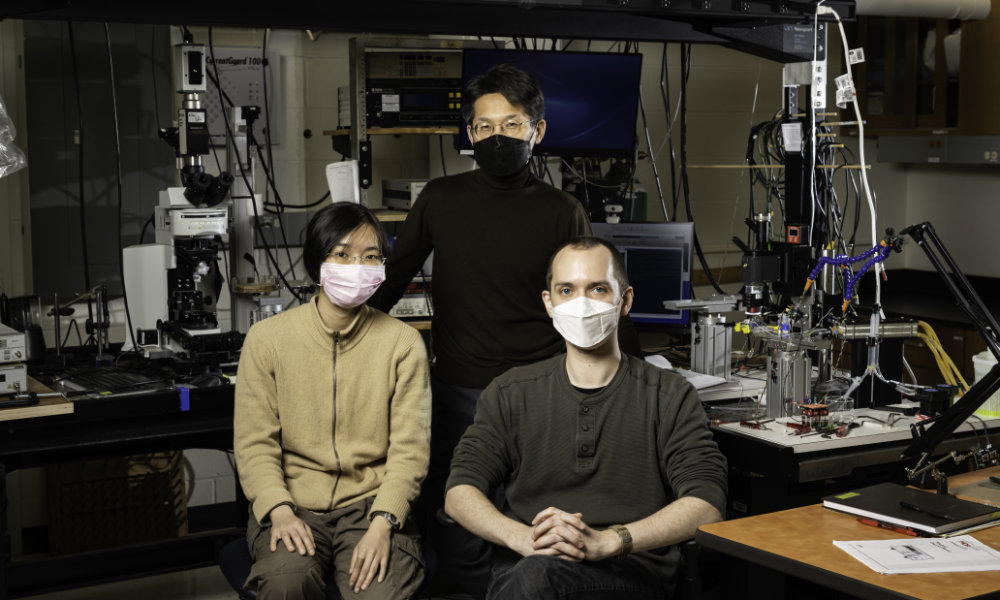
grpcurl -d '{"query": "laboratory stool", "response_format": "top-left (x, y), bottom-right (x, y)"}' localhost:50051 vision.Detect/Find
top-left (218, 537), bottom-right (343, 600)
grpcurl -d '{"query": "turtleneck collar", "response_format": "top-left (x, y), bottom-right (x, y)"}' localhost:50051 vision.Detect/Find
top-left (306, 295), bottom-right (373, 351)
top-left (472, 162), bottom-right (534, 191)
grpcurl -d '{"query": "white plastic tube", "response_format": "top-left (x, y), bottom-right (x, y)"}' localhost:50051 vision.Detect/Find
top-left (855, 0), bottom-right (989, 20)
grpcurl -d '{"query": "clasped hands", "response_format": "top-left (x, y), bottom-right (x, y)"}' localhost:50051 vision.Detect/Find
top-left (512, 506), bottom-right (621, 562)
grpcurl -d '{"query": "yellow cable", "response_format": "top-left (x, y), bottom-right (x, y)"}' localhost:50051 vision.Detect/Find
top-left (918, 333), bottom-right (957, 388)
top-left (918, 321), bottom-right (969, 392)
top-left (916, 321), bottom-right (970, 394)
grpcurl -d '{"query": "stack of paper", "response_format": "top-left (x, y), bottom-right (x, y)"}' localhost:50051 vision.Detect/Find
top-left (834, 535), bottom-right (1000, 574)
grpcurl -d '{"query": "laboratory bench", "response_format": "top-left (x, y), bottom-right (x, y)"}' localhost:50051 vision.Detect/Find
top-left (0, 378), bottom-right (240, 599)
top-left (711, 407), bottom-right (1000, 518)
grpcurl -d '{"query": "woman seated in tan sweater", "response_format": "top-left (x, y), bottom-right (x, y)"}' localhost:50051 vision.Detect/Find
top-left (234, 201), bottom-right (431, 600)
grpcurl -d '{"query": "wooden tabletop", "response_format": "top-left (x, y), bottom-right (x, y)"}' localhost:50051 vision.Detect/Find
top-left (698, 466), bottom-right (1000, 600)
top-left (0, 376), bottom-right (73, 422)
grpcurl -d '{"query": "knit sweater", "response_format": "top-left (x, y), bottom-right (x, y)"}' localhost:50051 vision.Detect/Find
top-left (446, 353), bottom-right (728, 582)
top-left (368, 165), bottom-right (592, 388)
top-left (234, 298), bottom-right (431, 525)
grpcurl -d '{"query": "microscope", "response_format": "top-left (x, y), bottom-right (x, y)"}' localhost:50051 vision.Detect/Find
top-left (123, 42), bottom-right (245, 364)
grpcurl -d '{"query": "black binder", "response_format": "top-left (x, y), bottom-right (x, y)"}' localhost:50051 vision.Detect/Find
top-left (823, 482), bottom-right (1000, 535)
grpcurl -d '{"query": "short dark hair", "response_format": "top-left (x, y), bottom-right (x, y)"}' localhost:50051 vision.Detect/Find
top-left (303, 202), bottom-right (390, 283)
top-left (546, 237), bottom-right (630, 295)
top-left (461, 63), bottom-right (545, 124)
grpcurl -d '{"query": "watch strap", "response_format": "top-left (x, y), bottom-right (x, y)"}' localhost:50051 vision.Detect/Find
top-left (609, 524), bottom-right (632, 558)
top-left (370, 510), bottom-right (401, 531)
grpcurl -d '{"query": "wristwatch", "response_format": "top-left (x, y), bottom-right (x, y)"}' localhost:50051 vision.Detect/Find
top-left (370, 510), bottom-right (401, 531)
top-left (609, 524), bottom-right (632, 558)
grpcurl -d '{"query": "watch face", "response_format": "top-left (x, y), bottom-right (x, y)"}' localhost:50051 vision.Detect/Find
top-left (373, 511), bottom-right (399, 529)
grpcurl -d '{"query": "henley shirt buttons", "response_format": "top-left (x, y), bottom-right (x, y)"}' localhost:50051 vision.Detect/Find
top-left (581, 445), bottom-right (589, 453)
top-left (582, 424), bottom-right (590, 431)
top-left (582, 407), bottom-right (590, 414)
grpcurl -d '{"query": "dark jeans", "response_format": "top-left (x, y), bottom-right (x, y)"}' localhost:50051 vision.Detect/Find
top-left (415, 375), bottom-right (490, 600)
top-left (488, 554), bottom-right (665, 600)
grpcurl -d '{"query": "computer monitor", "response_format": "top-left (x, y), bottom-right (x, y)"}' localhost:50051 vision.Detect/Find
top-left (459, 48), bottom-right (642, 158)
top-left (591, 222), bottom-right (693, 327)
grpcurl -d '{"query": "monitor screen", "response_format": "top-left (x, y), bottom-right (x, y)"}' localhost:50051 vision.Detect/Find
top-left (591, 222), bottom-right (693, 326)
top-left (459, 49), bottom-right (642, 158)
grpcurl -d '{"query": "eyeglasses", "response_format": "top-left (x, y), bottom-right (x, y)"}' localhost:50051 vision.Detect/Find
top-left (471, 119), bottom-right (536, 138)
top-left (327, 251), bottom-right (386, 267)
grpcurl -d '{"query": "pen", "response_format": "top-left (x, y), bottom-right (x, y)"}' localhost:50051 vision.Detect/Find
top-left (856, 518), bottom-right (920, 537)
top-left (899, 500), bottom-right (952, 521)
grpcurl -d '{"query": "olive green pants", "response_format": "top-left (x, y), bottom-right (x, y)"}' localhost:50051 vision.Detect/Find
top-left (245, 496), bottom-right (425, 600)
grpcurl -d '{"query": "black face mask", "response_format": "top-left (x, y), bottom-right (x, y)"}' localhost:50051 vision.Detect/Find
top-left (472, 134), bottom-right (533, 177)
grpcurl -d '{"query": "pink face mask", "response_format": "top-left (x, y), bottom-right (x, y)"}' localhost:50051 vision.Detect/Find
top-left (319, 263), bottom-right (386, 308)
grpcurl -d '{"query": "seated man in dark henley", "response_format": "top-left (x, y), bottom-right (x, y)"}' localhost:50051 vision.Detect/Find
top-left (444, 236), bottom-right (728, 599)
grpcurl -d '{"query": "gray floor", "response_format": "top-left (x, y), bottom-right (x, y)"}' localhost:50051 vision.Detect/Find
top-left (26, 566), bottom-right (236, 600)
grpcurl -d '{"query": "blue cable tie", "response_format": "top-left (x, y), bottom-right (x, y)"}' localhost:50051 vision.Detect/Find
top-left (180, 387), bottom-right (190, 412)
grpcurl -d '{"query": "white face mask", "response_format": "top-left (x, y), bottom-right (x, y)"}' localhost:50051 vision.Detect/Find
top-left (319, 263), bottom-right (385, 308)
top-left (551, 296), bottom-right (620, 350)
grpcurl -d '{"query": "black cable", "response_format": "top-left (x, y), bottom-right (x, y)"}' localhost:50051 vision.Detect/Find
top-left (210, 139), bottom-right (225, 173)
top-left (660, 43), bottom-right (678, 220)
top-left (265, 190), bottom-right (330, 210)
top-left (61, 318), bottom-right (83, 349)
top-left (67, 22), bottom-right (92, 293)
top-left (679, 44), bottom-right (724, 296)
top-left (258, 26), bottom-right (297, 286)
top-left (637, 80), bottom-right (666, 221)
top-left (104, 22), bottom-right (140, 355)
top-left (139, 213), bottom-right (154, 244)
top-left (248, 139), bottom-right (297, 278)
top-left (208, 27), bottom-right (306, 304)
top-left (252, 33), bottom-right (298, 280)
top-left (261, 29), bottom-right (277, 211)
top-left (438, 136), bottom-right (448, 177)
top-left (253, 157), bottom-right (329, 212)
top-left (150, 25), bottom-right (161, 133)
top-left (199, 32), bottom-right (299, 285)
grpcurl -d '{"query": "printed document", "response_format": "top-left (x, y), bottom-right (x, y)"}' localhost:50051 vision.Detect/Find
top-left (834, 535), bottom-right (1000, 574)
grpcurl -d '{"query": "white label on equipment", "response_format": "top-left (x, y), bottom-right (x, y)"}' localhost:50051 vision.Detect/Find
top-left (781, 123), bottom-right (804, 153)
top-left (382, 94), bottom-right (400, 112)
top-left (848, 48), bottom-right (865, 65)
top-left (836, 87), bottom-right (855, 109)
top-left (187, 111), bottom-right (206, 123)
top-left (835, 74), bottom-right (854, 91)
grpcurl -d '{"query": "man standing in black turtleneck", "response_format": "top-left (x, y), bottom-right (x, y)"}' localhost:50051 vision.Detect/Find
top-left (368, 63), bottom-right (591, 599)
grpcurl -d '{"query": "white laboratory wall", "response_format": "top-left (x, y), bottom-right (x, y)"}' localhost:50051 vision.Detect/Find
top-left (899, 166), bottom-right (1000, 278)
